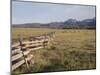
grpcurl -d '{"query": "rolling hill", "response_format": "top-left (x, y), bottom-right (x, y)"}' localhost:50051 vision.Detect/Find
top-left (12, 17), bottom-right (96, 29)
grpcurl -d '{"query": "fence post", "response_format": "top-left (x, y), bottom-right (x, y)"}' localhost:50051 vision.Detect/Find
top-left (18, 35), bottom-right (30, 71)
top-left (43, 34), bottom-right (45, 48)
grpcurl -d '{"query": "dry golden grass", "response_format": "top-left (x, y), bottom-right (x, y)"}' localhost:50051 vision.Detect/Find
top-left (12, 28), bottom-right (96, 74)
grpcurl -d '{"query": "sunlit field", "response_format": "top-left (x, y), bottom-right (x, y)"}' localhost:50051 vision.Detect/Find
top-left (12, 28), bottom-right (96, 74)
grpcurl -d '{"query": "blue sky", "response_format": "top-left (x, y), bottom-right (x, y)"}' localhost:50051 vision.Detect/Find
top-left (12, 1), bottom-right (96, 24)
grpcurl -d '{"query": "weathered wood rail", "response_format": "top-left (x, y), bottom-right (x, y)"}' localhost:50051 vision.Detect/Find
top-left (11, 32), bottom-right (55, 71)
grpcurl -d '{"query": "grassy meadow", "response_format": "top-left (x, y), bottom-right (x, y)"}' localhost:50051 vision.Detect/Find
top-left (12, 28), bottom-right (96, 74)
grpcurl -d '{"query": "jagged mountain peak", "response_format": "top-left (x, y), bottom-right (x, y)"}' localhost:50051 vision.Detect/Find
top-left (12, 17), bottom-right (96, 29)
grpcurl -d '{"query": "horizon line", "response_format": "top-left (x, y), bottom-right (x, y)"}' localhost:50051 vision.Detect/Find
top-left (12, 17), bottom-right (96, 25)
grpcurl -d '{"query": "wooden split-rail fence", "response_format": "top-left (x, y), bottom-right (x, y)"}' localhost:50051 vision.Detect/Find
top-left (11, 32), bottom-right (55, 71)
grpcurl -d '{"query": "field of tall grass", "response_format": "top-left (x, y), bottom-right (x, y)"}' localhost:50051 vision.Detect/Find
top-left (12, 28), bottom-right (96, 74)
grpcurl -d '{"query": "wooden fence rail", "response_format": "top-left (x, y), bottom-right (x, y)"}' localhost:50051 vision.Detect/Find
top-left (11, 32), bottom-right (55, 71)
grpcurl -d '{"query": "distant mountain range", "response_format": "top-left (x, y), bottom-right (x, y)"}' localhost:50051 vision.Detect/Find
top-left (12, 17), bottom-right (96, 29)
